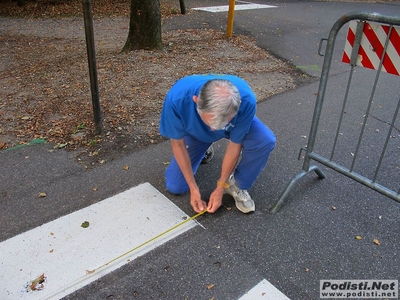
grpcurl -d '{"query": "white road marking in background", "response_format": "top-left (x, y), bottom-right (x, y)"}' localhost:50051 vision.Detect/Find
top-left (238, 279), bottom-right (291, 299)
top-left (0, 182), bottom-right (198, 300)
top-left (193, 1), bottom-right (277, 13)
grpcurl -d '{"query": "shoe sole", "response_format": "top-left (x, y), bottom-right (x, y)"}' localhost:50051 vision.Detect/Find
top-left (201, 146), bottom-right (214, 164)
top-left (235, 203), bottom-right (255, 213)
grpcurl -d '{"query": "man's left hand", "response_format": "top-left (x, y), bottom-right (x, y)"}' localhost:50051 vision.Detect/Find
top-left (207, 188), bottom-right (224, 213)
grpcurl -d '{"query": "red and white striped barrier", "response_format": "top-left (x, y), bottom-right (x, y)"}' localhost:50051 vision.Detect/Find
top-left (342, 20), bottom-right (400, 76)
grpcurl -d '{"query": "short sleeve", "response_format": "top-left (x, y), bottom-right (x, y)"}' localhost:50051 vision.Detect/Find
top-left (229, 98), bottom-right (256, 143)
top-left (159, 97), bottom-right (186, 140)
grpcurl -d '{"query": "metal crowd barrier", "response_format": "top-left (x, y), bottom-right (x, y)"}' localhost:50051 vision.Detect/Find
top-left (271, 11), bottom-right (400, 213)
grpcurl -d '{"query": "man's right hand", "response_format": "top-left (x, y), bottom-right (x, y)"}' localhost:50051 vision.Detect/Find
top-left (190, 187), bottom-right (207, 213)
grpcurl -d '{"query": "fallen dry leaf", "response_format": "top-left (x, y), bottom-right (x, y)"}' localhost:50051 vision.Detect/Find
top-left (29, 273), bottom-right (45, 291)
top-left (207, 284), bottom-right (215, 290)
top-left (356, 236), bottom-right (362, 240)
top-left (38, 192), bottom-right (47, 198)
top-left (373, 239), bottom-right (381, 245)
top-left (123, 165), bottom-right (129, 170)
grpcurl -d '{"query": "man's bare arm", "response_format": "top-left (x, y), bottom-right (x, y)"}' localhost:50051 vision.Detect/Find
top-left (170, 139), bottom-right (206, 212)
top-left (207, 140), bottom-right (242, 213)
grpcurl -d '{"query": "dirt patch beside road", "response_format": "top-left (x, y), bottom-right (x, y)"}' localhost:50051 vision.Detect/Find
top-left (0, 1), bottom-right (311, 167)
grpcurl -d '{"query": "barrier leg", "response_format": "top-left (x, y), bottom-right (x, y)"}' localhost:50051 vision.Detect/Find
top-left (270, 165), bottom-right (326, 213)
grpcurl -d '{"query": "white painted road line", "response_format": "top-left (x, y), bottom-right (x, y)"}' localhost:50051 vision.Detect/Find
top-left (193, 3), bottom-right (277, 13)
top-left (238, 279), bottom-right (291, 299)
top-left (0, 182), bottom-right (198, 300)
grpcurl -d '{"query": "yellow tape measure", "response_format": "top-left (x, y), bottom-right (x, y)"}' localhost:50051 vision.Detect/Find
top-left (86, 209), bottom-right (207, 274)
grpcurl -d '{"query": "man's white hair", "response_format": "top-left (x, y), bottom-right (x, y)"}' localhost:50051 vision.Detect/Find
top-left (197, 79), bottom-right (241, 129)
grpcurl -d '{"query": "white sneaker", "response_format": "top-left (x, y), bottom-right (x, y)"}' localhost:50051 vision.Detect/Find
top-left (225, 175), bottom-right (255, 213)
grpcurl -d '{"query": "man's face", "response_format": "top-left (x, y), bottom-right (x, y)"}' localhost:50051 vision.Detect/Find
top-left (193, 95), bottom-right (234, 131)
top-left (200, 112), bottom-right (233, 131)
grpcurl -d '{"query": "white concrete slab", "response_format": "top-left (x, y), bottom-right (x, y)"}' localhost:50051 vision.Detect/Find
top-left (193, 3), bottom-right (277, 13)
top-left (238, 279), bottom-right (291, 300)
top-left (0, 182), bottom-right (198, 300)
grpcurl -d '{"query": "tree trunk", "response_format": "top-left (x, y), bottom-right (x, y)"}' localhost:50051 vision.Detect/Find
top-left (122, 0), bottom-right (163, 52)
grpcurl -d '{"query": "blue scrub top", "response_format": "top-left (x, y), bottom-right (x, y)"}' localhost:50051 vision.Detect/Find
top-left (159, 74), bottom-right (256, 144)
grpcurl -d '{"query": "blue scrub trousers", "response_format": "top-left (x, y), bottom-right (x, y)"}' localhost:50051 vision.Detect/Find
top-left (165, 116), bottom-right (276, 194)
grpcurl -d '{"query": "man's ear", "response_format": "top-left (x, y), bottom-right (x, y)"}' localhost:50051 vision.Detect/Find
top-left (192, 95), bottom-right (198, 103)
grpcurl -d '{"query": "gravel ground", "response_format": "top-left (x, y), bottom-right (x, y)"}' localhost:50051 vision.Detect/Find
top-left (0, 8), bottom-right (310, 167)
